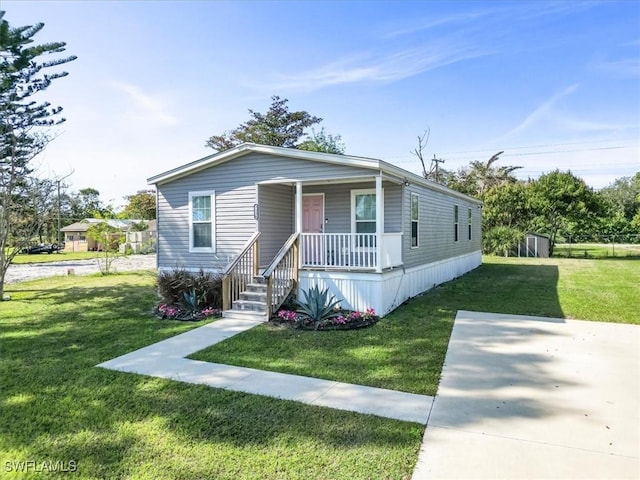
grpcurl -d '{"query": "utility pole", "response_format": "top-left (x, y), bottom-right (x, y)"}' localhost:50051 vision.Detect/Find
top-left (430, 155), bottom-right (445, 183)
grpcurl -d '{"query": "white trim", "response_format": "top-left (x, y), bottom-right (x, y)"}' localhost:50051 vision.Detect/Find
top-left (147, 143), bottom-right (482, 206)
top-left (295, 182), bottom-right (303, 233)
top-left (410, 192), bottom-right (419, 249)
top-left (375, 176), bottom-right (383, 273)
top-left (188, 190), bottom-right (216, 253)
top-left (350, 188), bottom-right (383, 234)
top-left (257, 175), bottom-right (378, 186)
top-left (299, 250), bottom-right (482, 316)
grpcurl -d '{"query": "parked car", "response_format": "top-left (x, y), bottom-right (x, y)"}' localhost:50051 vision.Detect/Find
top-left (21, 243), bottom-right (64, 254)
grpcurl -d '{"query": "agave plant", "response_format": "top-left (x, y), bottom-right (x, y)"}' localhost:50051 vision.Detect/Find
top-left (181, 288), bottom-right (200, 312)
top-left (295, 285), bottom-right (343, 330)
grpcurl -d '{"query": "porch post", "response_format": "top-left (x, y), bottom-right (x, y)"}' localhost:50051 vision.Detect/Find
top-left (375, 175), bottom-right (383, 273)
top-left (295, 181), bottom-right (302, 233)
top-left (295, 181), bottom-right (303, 267)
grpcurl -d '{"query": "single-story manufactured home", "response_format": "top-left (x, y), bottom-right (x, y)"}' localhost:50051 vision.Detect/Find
top-left (147, 143), bottom-right (482, 319)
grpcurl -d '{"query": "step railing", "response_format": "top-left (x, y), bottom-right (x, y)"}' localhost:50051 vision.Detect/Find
top-left (262, 232), bottom-right (299, 317)
top-left (222, 232), bottom-right (260, 311)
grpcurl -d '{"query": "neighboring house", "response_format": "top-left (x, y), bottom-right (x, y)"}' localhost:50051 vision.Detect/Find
top-left (61, 218), bottom-right (155, 252)
top-left (121, 220), bottom-right (157, 254)
top-left (517, 232), bottom-right (550, 258)
top-left (147, 143), bottom-right (483, 319)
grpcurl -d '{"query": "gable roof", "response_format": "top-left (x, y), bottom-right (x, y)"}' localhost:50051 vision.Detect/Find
top-left (147, 143), bottom-right (482, 204)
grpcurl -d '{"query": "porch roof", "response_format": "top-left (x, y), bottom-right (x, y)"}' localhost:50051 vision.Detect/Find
top-left (256, 174), bottom-right (400, 186)
top-left (147, 142), bottom-right (481, 205)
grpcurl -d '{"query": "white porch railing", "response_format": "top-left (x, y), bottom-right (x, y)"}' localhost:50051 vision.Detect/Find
top-left (300, 232), bottom-right (403, 270)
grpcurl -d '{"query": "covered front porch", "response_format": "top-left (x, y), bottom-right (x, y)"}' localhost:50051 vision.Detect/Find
top-left (258, 173), bottom-right (404, 274)
top-left (222, 173), bottom-right (405, 319)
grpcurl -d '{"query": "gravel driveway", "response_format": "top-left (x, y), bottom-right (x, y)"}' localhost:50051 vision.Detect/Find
top-left (5, 254), bottom-right (157, 284)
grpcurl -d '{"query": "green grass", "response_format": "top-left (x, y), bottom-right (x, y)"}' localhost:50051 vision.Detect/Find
top-left (11, 251), bottom-right (99, 264)
top-left (191, 257), bottom-right (640, 395)
top-left (0, 273), bottom-right (422, 480)
top-left (554, 242), bottom-right (640, 258)
top-left (2, 258), bottom-right (638, 478)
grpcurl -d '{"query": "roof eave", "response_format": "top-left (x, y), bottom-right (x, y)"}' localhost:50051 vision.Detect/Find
top-left (147, 142), bottom-right (481, 205)
top-left (147, 143), bottom-right (382, 186)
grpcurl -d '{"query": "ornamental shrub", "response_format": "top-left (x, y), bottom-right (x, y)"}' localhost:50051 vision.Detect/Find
top-left (156, 268), bottom-right (223, 309)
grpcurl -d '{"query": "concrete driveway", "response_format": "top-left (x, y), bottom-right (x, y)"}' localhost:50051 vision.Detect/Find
top-left (413, 310), bottom-right (639, 479)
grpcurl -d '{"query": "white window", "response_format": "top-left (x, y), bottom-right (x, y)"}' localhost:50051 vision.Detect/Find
top-left (454, 205), bottom-right (459, 242)
top-left (351, 189), bottom-right (378, 234)
top-left (411, 193), bottom-right (419, 248)
top-left (468, 208), bottom-right (472, 241)
top-left (189, 191), bottom-right (215, 252)
top-left (351, 189), bottom-right (381, 248)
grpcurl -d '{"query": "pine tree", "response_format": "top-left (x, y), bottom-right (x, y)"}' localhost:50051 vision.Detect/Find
top-left (0, 11), bottom-right (76, 299)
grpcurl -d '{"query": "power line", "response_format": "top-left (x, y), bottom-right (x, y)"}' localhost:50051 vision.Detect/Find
top-left (438, 139), bottom-right (639, 155)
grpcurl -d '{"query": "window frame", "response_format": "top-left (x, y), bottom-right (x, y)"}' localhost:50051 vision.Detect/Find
top-left (410, 193), bottom-right (419, 248)
top-left (351, 188), bottom-right (382, 234)
top-left (350, 188), bottom-right (383, 250)
top-left (454, 205), bottom-right (459, 242)
top-left (188, 190), bottom-right (216, 253)
top-left (468, 207), bottom-right (472, 241)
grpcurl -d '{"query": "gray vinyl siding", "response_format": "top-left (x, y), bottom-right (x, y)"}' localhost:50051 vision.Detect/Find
top-left (157, 152), bottom-right (376, 271)
top-left (303, 181), bottom-right (401, 233)
top-left (258, 184), bottom-right (294, 265)
top-left (402, 184), bottom-right (482, 268)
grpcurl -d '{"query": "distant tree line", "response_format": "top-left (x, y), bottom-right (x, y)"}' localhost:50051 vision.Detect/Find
top-left (422, 152), bottom-right (640, 255)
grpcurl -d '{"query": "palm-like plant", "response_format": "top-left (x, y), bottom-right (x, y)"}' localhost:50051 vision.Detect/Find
top-left (295, 285), bottom-right (343, 330)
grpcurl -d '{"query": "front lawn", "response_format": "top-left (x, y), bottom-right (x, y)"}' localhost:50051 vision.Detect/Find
top-left (191, 257), bottom-right (640, 395)
top-left (0, 273), bottom-right (422, 480)
top-left (2, 258), bottom-right (637, 478)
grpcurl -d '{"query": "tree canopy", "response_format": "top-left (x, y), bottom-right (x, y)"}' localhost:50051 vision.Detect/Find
top-left (205, 95), bottom-right (337, 152)
top-left (0, 11), bottom-right (76, 298)
top-left (120, 189), bottom-right (156, 220)
top-left (428, 145), bottom-right (637, 255)
top-left (298, 128), bottom-right (345, 155)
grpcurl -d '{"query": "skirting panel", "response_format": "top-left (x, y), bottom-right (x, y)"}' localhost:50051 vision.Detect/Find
top-left (299, 250), bottom-right (482, 316)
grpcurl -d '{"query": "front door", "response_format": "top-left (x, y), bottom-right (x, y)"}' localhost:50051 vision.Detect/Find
top-left (302, 194), bottom-right (324, 264)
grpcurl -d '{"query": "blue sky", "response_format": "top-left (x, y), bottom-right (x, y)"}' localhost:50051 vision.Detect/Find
top-left (4, 0), bottom-right (639, 207)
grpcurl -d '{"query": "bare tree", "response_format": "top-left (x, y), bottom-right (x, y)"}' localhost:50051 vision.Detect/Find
top-left (411, 128), bottom-right (431, 178)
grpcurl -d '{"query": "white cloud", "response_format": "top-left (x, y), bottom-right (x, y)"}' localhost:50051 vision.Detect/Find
top-left (111, 82), bottom-right (179, 126)
top-left (267, 43), bottom-right (491, 91)
top-left (497, 84), bottom-right (579, 140)
top-left (382, 10), bottom-right (494, 39)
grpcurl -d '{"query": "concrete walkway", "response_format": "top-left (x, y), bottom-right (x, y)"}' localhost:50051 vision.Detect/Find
top-left (97, 318), bottom-right (433, 424)
top-left (98, 311), bottom-right (639, 479)
top-left (412, 310), bottom-right (640, 479)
